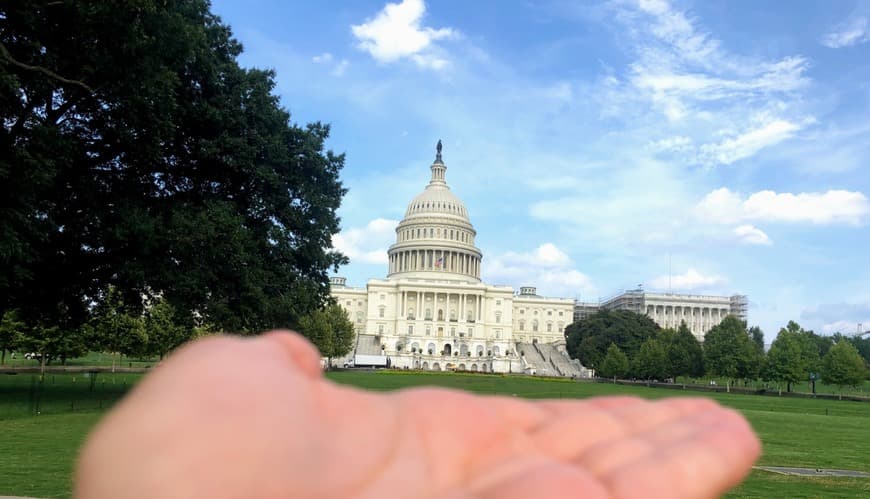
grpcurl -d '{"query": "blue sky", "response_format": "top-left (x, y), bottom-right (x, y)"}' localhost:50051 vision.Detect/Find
top-left (210, 0), bottom-right (870, 341)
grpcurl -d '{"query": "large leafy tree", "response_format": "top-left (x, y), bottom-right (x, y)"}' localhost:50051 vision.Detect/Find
top-left (703, 316), bottom-right (758, 391)
top-left (764, 329), bottom-right (806, 394)
top-left (658, 323), bottom-right (704, 379)
top-left (1, 0), bottom-right (345, 333)
top-left (145, 298), bottom-right (192, 360)
top-left (821, 341), bottom-right (867, 398)
top-left (91, 287), bottom-right (148, 369)
top-left (565, 310), bottom-right (659, 370)
top-left (298, 304), bottom-right (354, 369)
top-left (631, 338), bottom-right (669, 381)
top-left (0, 309), bottom-right (24, 364)
top-left (597, 343), bottom-right (629, 380)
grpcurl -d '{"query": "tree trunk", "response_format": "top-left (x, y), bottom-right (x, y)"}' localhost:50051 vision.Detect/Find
top-left (726, 380), bottom-right (731, 393)
top-left (112, 352), bottom-right (116, 373)
top-left (787, 381), bottom-right (791, 392)
top-left (1, 349), bottom-right (5, 365)
top-left (40, 352), bottom-right (47, 377)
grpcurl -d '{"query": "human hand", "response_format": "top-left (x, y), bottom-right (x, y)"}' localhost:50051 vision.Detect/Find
top-left (76, 332), bottom-right (760, 498)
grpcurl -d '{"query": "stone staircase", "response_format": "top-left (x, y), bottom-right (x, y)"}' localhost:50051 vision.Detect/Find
top-left (535, 343), bottom-right (590, 378)
top-left (516, 342), bottom-right (556, 376)
top-left (355, 334), bottom-right (383, 355)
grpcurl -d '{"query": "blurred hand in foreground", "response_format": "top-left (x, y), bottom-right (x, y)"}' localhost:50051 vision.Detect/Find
top-left (76, 331), bottom-right (760, 499)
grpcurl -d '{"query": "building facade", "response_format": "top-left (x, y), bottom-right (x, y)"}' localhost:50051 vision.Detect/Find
top-left (590, 289), bottom-right (748, 342)
top-left (330, 145), bottom-right (584, 376)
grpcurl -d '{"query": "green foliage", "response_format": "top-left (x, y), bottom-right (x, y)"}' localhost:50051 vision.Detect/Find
top-left (91, 287), bottom-right (148, 358)
top-left (565, 309), bottom-right (659, 369)
top-left (598, 343), bottom-right (629, 379)
top-left (0, 0), bottom-right (346, 333)
top-left (144, 298), bottom-right (191, 359)
top-left (704, 316), bottom-right (759, 387)
top-left (764, 329), bottom-right (806, 390)
top-left (17, 323), bottom-right (87, 367)
top-left (631, 338), bottom-right (669, 380)
top-left (821, 341), bottom-right (866, 393)
top-left (298, 304), bottom-right (354, 367)
top-left (658, 323), bottom-right (704, 378)
top-left (0, 309), bottom-right (24, 364)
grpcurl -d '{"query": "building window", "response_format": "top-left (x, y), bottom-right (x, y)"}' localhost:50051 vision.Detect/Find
top-left (380, 294), bottom-right (385, 301)
top-left (345, 300), bottom-right (351, 307)
top-left (408, 325), bottom-right (414, 335)
top-left (425, 308), bottom-right (432, 320)
top-left (496, 299), bottom-right (501, 306)
top-left (495, 311), bottom-right (501, 323)
top-left (519, 320), bottom-right (525, 331)
top-left (547, 310), bottom-right (552, 316)
top-left (532, 320), bottom-right (539, 332)
top-left (558, 311), bottom-right (563, 317)
top-left (356, 311), bottom-right (363, 323)
top-left (379, 307), bottom-right (385, 318)
top-left (450, 327), bottom-right (456, 336)
top-left (520, 309), bottom-right (525, 315)
top-left (546, 322), bottom-right (552, 332)
top-left (378, 325), bottom-right (384, 334)
top-left (534, 310), bottom-right (538, 315)
top-left (437, 309), bottom-right (444, 321)
top-left (468, 327), bottom-right (473, 337)
top-left (425, 326), bottom-right (431, 336)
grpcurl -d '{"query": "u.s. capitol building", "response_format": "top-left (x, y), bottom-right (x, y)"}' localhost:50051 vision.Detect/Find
top-left (330, 143), bottom-right (587, 376)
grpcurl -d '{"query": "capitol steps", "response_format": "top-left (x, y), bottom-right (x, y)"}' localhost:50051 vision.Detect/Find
top-left (535, 343), bottom-right (589, 378)
top-left (355, 334), bottom-right (383, 355)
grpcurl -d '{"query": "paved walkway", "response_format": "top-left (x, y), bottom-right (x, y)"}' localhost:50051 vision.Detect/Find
top-left (755, 466), bottom-right (870, 478)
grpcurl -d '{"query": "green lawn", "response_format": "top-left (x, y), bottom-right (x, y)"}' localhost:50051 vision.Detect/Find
top-left (1, 370), bottom-right (869, 498)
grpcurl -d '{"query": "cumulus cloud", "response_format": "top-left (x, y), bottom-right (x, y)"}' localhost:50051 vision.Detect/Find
top-left (697, 188), bottom-right (870, 225)
top-left (332, 218), bottom-right (398, 265)
top-left (483, 243), bottom-right (594, 297)
top-left (351, 0), bottom-right (457, 70)
top-left (649, 268), bottom-right (726, 291)
top-left (733, 225), bottom-right (772, 245)
top-left (822, 16), bottom-right (870, 48)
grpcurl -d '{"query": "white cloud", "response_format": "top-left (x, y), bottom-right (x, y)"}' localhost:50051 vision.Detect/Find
top-left (332, 218), bottom-right (398, 265)
top-left (351, 0), bottom-right (457, 70)
top-left (483, 243), bottom-right (594, 297)
top-left (312, 52), bottom-right (333, 63)
top-left (332, 59), bottom-right (350, 76)
top-left (649, 268), bottom-right (726, 291)
top-left (733, 225), bottom-right (771, 245)
top-left (699, 118), bottom-right (802, 165)
top-left (822, 16), bottom-right (870, 48)
top-left (697, 188), bottom-right (870, 225)
top-left (647, 135), bottom-right (693, 153)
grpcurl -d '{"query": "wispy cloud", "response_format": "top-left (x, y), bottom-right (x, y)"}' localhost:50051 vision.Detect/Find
top-left (822, 16), bottom-right (870, 48)
top-left (697, 188), bottom-right (870, 225)
top-left (351, 0), bottom-right (457, 70)
top-left (649, 268), bottom-right (726, 291)
top-left (698, 118), bottom-right (804, 165)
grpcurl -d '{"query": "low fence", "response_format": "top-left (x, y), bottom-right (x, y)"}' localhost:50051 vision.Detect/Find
top-left (594, 377), bottom-right (870, 402)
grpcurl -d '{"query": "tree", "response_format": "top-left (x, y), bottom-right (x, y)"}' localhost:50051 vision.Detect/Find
top-left (565, 310), bottom-right (659, 370)
top-left (704, 316), bottom-right (756, 391)
top-left (18, 322), bottom-right (87, 373)
top-left (764, 329), bottom-right (805, 394)
top-left (145, 298), bottom-right (192, 360)
top-left (632, 338), bottom-right (669, 380)
top-left (0, 309), bottom-right (24, 364)
top-left (298, 304), bottom-right (354, 369)
top-left (658, 323), bottom-right (704, 379)
top-left (598, 343), bottom-right (629, 380)
top-left (748, 326), bottom-right (765, 353)
top-left (821, 341), bottom-right (866, 398)
top-left (1, 0), bottom-right (346, 334)
top-left (91, 287), bottom-right (148, 370)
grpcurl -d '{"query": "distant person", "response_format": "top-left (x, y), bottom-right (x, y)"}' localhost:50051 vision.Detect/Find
top-left (75, 331), bottom-right (760, 498)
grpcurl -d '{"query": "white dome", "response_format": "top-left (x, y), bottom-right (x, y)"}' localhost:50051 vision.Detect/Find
top-left (386, 143), bottom-right (482, 283)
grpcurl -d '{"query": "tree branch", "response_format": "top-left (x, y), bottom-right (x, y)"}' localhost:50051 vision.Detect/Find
top-left (0, 42), bottom-right (94, 93)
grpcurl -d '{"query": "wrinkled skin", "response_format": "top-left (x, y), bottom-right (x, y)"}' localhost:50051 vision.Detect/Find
top-left (76, 332), bottom-right (760, 498)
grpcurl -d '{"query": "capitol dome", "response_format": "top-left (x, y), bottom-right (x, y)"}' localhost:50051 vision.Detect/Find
top-left (387, 141), bottom-right (482, 282)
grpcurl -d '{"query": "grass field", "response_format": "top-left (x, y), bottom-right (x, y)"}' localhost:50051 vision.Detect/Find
top-left (1, 370), bottom-right (869, 498)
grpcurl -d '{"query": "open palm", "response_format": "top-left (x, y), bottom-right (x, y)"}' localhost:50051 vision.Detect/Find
top-left (77, 332), bottom-right (759, 498)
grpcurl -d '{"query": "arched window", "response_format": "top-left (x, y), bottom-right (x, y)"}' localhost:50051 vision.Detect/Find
top-left (532, 320), bottom-right (539, 332)
top-left (427, 343), bottom-right (436, 354)
top-left (493, 346), bottom-right (500, 356)
top-left (437, 309), bottom-right (444, 321)
top-left (450, 309), bottom-right (457, 320)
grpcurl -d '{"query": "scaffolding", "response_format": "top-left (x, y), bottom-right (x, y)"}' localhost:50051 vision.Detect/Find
top-left (729, 295), bottom-right (748, 321)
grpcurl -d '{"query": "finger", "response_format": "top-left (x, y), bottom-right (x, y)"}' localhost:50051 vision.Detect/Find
top-left (257, 330), bottom-right (323, 379)
top-left (600, 407), bottom-right (759, 499)
top-left (466, 458), bottom-right (609, 499)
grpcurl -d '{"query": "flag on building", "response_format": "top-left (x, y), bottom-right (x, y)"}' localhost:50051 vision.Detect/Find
top-left (435, 256), bottom-right (443, 268)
